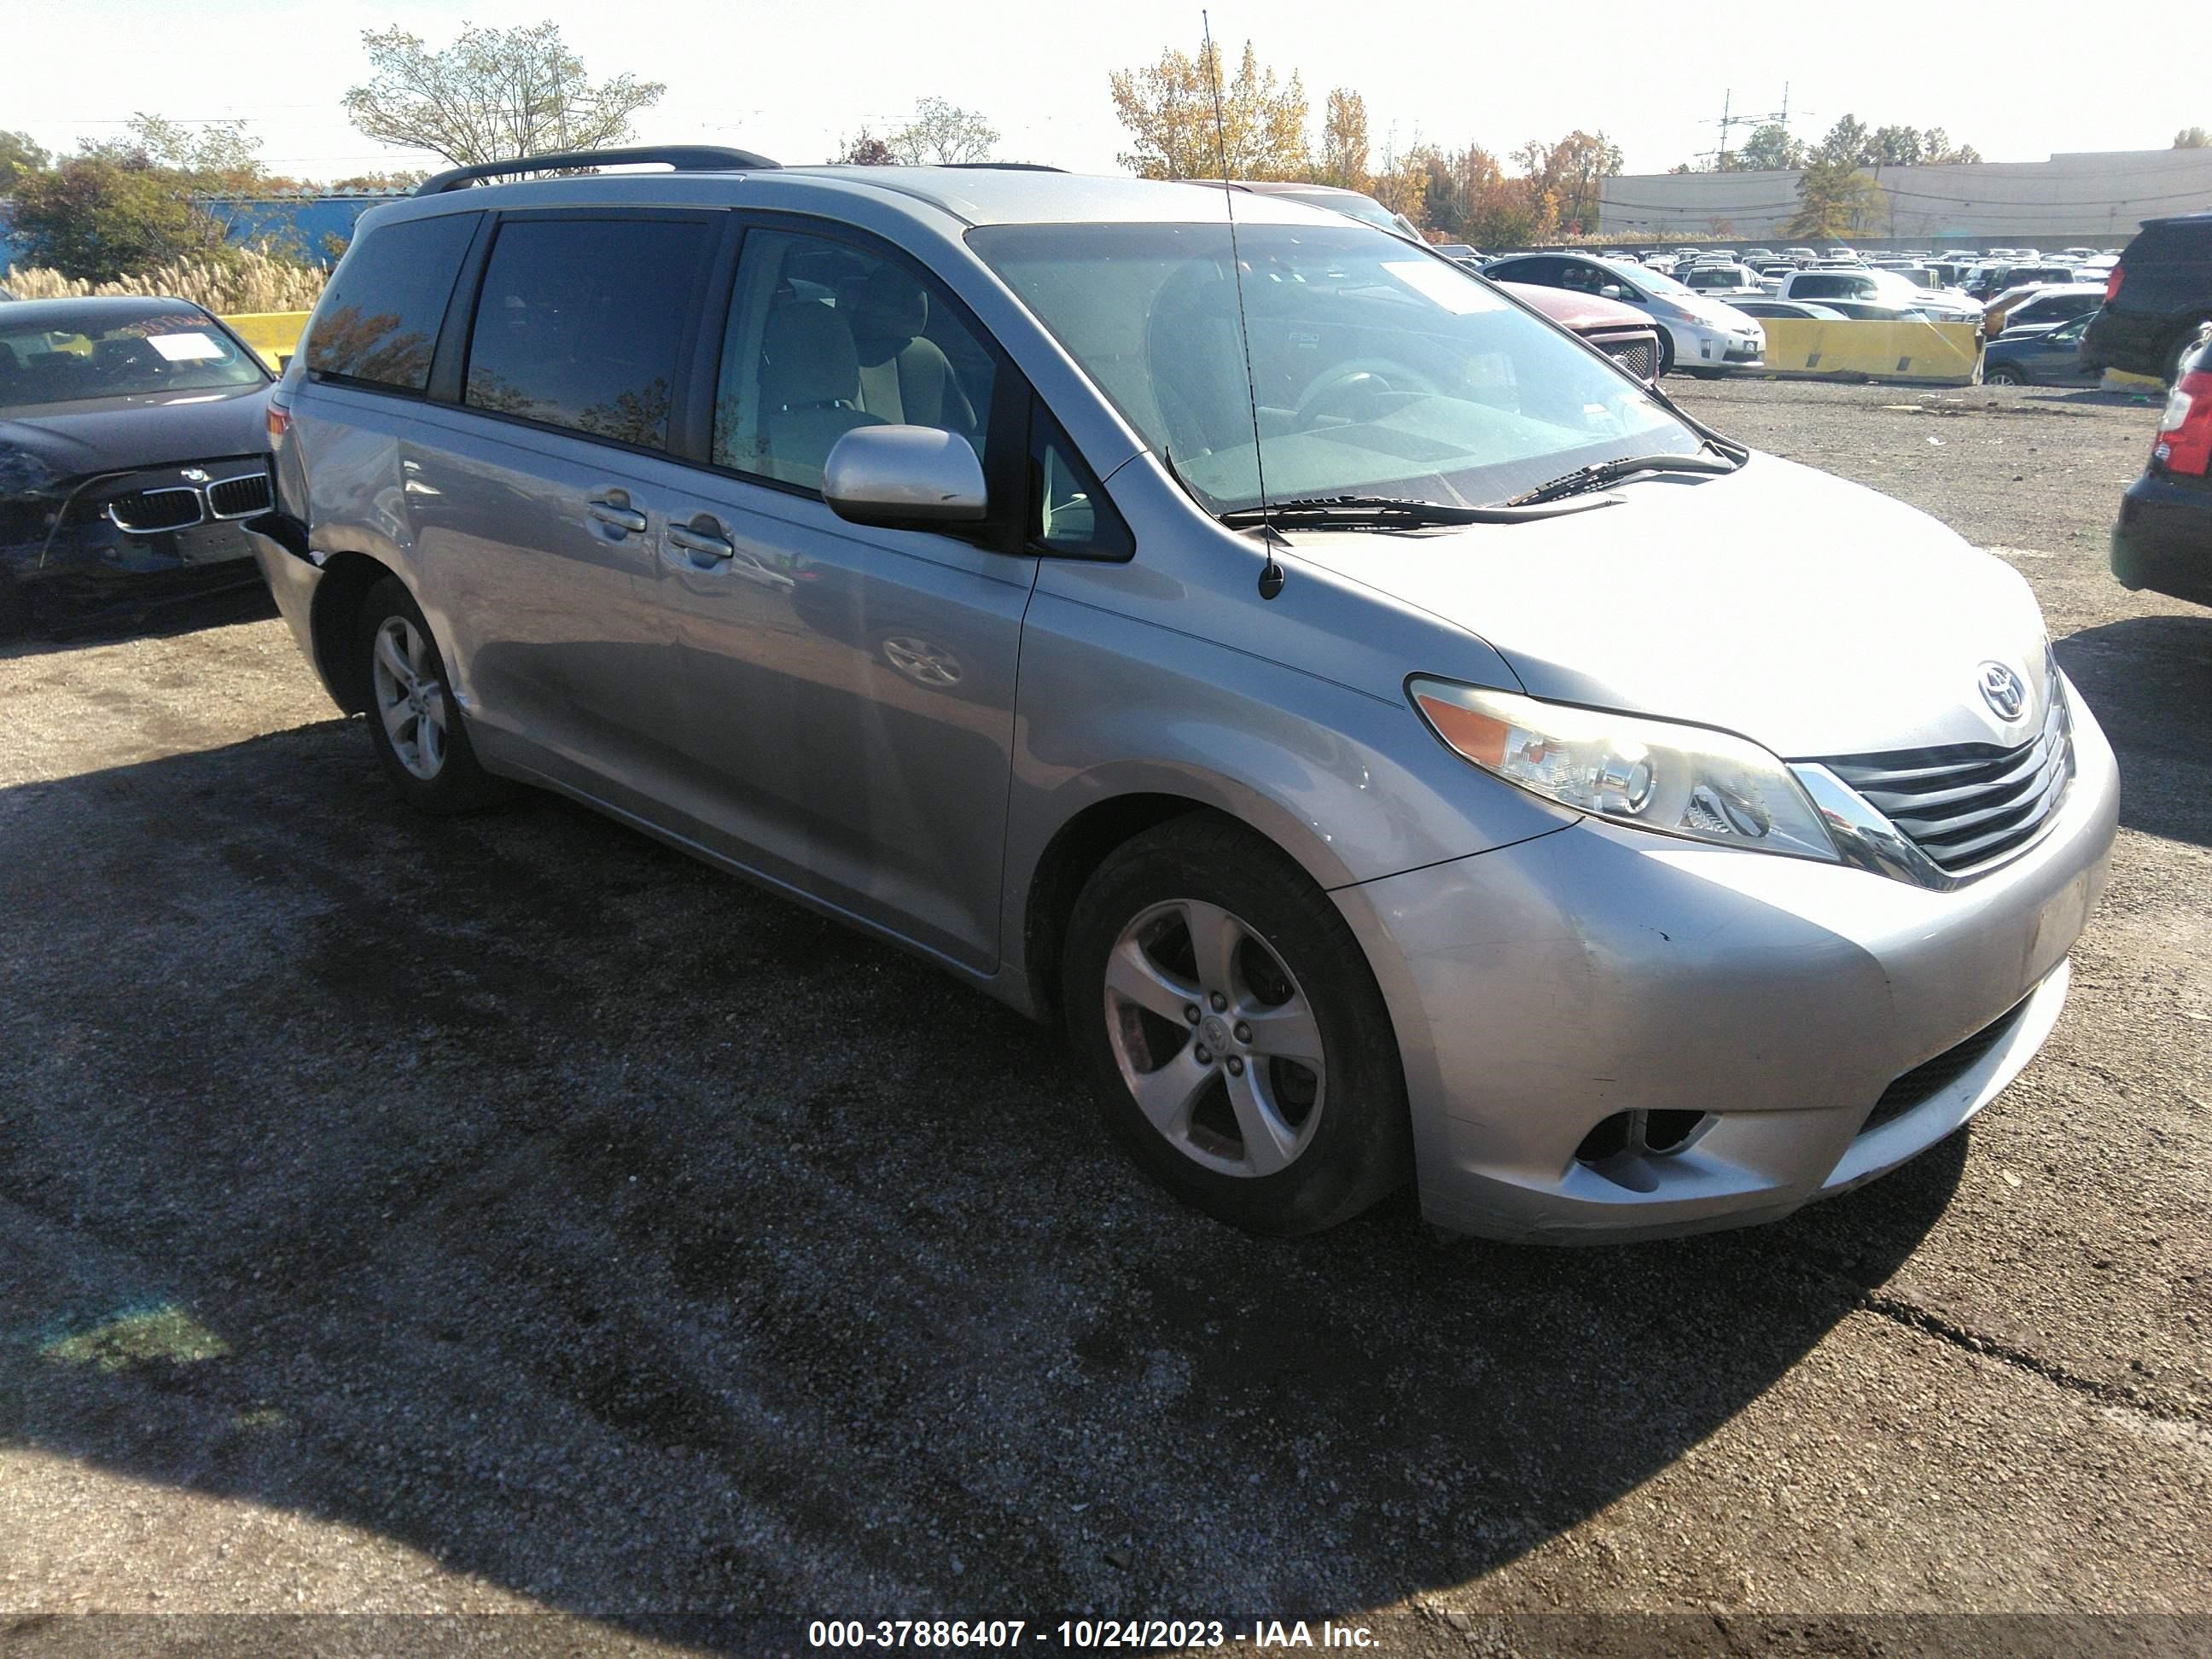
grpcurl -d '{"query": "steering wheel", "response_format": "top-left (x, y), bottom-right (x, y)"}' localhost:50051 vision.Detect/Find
top-left (1290, 358), bottom-right (1443, 428)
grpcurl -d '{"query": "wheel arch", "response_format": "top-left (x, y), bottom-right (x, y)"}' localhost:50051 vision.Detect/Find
top-left (1016, 777), bottom-right (1367, 1024)
top-left (307, 551), bottom-right (399, 714)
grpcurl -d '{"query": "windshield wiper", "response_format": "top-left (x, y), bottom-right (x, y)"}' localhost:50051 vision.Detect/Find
top-left (1505, 450), bottom-right (1741, 507)
top-left (1217, 492), bottom-right (1625, 530)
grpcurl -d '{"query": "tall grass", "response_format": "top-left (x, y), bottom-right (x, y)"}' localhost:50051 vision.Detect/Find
top-left (4, 247), bottom-right (326, 313)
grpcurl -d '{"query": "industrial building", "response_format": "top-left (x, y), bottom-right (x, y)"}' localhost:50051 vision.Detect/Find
top-left (1597, 148), bottom-right (2212, 247)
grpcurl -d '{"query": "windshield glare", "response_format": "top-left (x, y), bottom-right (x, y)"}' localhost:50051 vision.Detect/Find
top-left (1604, 258), bottom-right (1689, 298)
top-left (0, 306), bottom-right (265, 410)
top-left (970, 223), bottom-right (1696, 515)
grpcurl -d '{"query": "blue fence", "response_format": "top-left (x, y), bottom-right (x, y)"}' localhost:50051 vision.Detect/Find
top-left (1, 192), bottom-right (406, 272)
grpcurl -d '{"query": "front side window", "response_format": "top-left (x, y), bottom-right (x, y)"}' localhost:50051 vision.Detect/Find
top-left (306, 212), bottom-right (479, 393)
top-left (463, 217), bottom-right (713, 448)
top-left (712, 229), bottom-right (997, 492)
top-left (970, 222), bottom-right (1695, 515)
top-left (0, 304), bottom-right (266, 410)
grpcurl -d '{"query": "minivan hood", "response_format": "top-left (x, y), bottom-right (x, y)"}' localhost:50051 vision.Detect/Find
top-left (1289, 454), bottom-right (2052, 759)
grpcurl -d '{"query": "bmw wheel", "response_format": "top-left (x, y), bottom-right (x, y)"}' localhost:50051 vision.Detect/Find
top-left (1062, 817), bottom-right (1410, 1234)
top-left (358, 574), bottom-right (506, 813)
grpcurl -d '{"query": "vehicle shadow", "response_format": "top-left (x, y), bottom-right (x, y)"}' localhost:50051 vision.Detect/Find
top-left (0, 723), bottom-right (1962, 1631)
top-left (2056, 613), bottom-right (2212, 849)
top-left (0, 579), bottom-right (276, 659)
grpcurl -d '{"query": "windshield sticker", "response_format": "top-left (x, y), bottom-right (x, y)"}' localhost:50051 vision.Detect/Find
top-left (148, 332), bottom-right (225, 362)
top-left (1382, 261), bottom-right (1504, 315)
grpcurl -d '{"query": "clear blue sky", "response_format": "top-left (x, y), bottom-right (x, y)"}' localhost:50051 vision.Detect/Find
top-left (12, 0), bottom-right (2203, 181)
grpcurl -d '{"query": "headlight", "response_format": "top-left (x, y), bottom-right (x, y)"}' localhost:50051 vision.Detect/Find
top-left (1410, 678), bottom-right (1841, 862)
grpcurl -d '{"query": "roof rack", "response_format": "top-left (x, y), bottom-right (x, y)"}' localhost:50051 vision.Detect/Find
top-left (415, 144), bottom-right (780, 196)
top-left (940, 161), bottom-right (1065, 172)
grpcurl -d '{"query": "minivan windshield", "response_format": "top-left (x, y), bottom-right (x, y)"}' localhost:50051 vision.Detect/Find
top-left (969, 222), bottom-right (1697, 515)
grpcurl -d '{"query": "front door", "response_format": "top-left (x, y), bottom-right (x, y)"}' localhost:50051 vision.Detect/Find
top-left (647, 225), bottom-right (1037, 972)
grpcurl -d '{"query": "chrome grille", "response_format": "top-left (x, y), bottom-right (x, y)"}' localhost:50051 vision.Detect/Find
top-left (1602, 337), bottom-right (1658, 379)
top-left (107, 486), bottom-right (205, 534)
top-left (207, 472), bottom-right (272, 519)
top-left (1821, 686), bottom-right (2074, 876)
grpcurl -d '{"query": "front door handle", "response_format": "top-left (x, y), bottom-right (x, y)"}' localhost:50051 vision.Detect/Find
top-left (586, 488), bottom-right (649, 535)
top-left (667, 519), bottom-right (736, 564)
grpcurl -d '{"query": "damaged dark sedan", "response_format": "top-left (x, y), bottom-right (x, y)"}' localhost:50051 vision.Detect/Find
top-left (1, 296), bottom-right (274, 633)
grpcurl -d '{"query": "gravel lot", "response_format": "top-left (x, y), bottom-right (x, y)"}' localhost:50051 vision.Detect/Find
top-left (2, 377), bottom-right (2208, 1655)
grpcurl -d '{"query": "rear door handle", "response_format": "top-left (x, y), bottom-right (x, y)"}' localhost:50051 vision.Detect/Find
top-left (586, 488), bottom-right (649, 535)
top-left (667, 520), bottom-right (736, 563)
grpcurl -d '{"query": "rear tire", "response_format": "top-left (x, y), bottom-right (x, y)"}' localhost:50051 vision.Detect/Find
top-left (1061, 816), bottom-right (1411, 1236)
top-left (357, 575), bottom-right (508, 814)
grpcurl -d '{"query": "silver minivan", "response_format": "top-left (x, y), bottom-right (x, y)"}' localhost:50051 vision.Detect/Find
top-left (252, 149), bottom-right (2118, 1243)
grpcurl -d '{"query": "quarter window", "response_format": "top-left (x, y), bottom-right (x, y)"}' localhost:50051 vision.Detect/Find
top-left (463, 217), bottom-right (713, 448)
top-left (712, 230), bottom-right (997, 492)
top-left (1031, 406), bottom-right (1131, 560)
top-left (305, 212), bottom-right (479, 393)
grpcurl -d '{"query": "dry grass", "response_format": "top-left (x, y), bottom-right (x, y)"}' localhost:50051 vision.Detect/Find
top-left (4, 247), bottom-right (325, 313)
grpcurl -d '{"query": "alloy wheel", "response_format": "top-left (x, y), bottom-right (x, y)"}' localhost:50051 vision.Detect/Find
top-left (370, 615), bottom-right (448, 780)
top-left (1102, 899), bottom-right (1326, 1178)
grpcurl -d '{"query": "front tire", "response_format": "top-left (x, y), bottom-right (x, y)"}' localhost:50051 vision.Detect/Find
top-left (1986, 364), bottom-right (2027, 385)
top-left (1061, 817), bottom-right (1411, 1235)
top-left (358, 574), bottom-right (506, 814)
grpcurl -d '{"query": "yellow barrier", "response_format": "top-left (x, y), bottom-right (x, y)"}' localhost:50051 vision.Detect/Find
top-left (2102, 368), bottom-right (2163, 393)
top-left (1754, 317), bottom-right (1985, 386)
top-left (220, 310), bottom-right (311, 374)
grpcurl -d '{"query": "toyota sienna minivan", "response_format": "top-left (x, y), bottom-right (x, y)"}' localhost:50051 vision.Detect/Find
top-left (249, 148), bottom-right (2118, 1243)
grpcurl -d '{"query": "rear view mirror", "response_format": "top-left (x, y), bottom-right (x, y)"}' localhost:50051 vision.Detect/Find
top-left (822, 425), bottom-right (988, 529)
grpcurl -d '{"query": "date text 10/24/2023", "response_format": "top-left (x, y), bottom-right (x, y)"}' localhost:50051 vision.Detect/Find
top-left (806, 1619), bottom-right (1380, 1649)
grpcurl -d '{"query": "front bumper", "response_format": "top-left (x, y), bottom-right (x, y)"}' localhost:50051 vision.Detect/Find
top-left (2110, 469), bottom-right (2212, 608)
top-left (1670, 319), bottom-right (1766, 370)
top-left (1334, 685), bottom-right (2118, 1243)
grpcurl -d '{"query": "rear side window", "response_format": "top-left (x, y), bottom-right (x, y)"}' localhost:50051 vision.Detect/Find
top-left (463, 217), bottom-right (713, 449)
top-left (305, 212), bottom-right (479, 393)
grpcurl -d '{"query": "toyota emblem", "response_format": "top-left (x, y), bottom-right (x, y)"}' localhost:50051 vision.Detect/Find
top-left (1976, 661), bottom-right (2028, 722)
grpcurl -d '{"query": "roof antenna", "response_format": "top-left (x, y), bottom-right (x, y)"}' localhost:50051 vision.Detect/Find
top-left (1202, 10), bottom-right (1285, 601)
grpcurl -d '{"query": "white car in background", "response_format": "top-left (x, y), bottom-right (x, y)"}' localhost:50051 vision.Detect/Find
top-left (1481, 252), bottom-right (1766, 376)
top-left (1776, 266), bottom-right (1985, 323)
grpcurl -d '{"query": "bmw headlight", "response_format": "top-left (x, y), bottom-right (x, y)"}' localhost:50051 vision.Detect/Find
top-left (1411, 678), bottom-right (1841, 862)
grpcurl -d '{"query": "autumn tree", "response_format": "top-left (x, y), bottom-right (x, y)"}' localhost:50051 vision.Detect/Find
top-left (1789, 155), bottom-right (1886, 239)
top-left (1514, 131), bottom-right (1621, 235)
top-left (1108, 38), bottom-right (1308, 180)
top-left (831, 131), bottom-right (899, 166)
top-left (1921, 130), bottom-right (1982, 164)
top-left (2174, 126), bottom-right (2210, 148)
top-left (6, 156), bottom-right (229, 280)
top-left (0, 131), bottom-right (51, 193)
top-left (342, 21), bottom-right (665, 166)
top-left (1817, 115), bottom-right (1875, 166)
top-left (887, 98), bottom-right (998, 166)
top-left (1736, 124), bottom-right (1808, 170)
top-left (1871, 125), bottom-right (1924, 166)
top-left (1318, 89), bottom-right (1371, 193)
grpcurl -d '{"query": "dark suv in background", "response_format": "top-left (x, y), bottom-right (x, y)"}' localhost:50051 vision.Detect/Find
top-left (2082, 212), bottom-right (2212, 382)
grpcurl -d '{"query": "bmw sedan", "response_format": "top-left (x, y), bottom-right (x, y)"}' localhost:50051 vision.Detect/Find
top-left (1, 297), bottom-right (274, 633)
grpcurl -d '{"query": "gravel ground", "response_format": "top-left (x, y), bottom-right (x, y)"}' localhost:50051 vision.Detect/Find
top-left (1, 377), bottom-right (2208, 1656)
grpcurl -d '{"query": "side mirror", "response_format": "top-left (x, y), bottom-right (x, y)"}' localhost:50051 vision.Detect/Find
top-left (1600, 284), bottom-right (1632, 301)
top-left (822, 425), bottom-right (988, 529)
